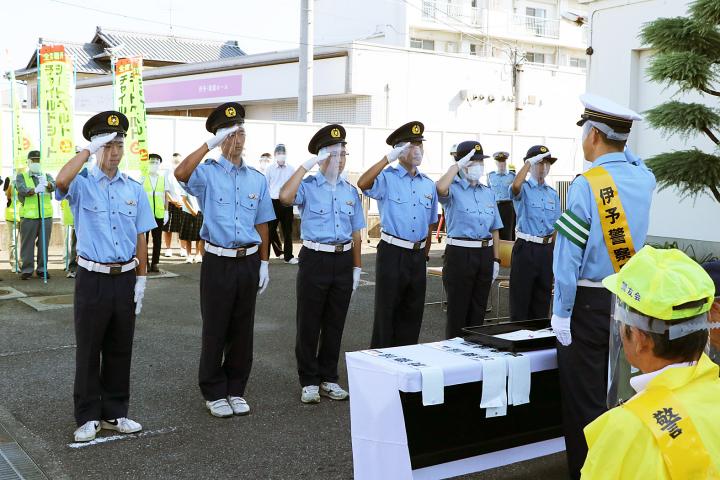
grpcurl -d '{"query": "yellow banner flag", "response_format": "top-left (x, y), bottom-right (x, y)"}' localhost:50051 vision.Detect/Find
top-left (114, 57), bottom-right (149, 176)
top-left (9, 70), bottom-right (33, 173)
top-left (38, 44), bottom-right (75, 172)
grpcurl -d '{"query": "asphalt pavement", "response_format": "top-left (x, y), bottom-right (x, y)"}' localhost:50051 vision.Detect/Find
top-left (0, 241), bottom-right (568, 479)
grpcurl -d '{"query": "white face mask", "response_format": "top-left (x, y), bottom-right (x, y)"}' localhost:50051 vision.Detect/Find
top-left (149, 163), bottom-right (160, 175)
top-left (276, 154), bottom-right (286, 166)
top-left (464, 163), bottom-right (484, 182)
top-left (28, 162), bottom-right (42, 174)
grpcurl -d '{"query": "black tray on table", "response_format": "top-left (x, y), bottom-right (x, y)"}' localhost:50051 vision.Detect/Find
top-left (461, 318), bottom-right (555, 353)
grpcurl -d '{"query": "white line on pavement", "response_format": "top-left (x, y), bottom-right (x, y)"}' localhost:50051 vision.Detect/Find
top-left (67, 426), bottom-right (177, 449)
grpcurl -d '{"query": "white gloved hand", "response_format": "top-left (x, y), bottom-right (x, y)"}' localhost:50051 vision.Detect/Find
top-left (302, 151), bottom-right (330, 171)
top-left (492, 260), bottom-right (500, 283)
top-left (352, 267), bottom-right (362, 293)
top-left (206, 125), bottom-right (240, 150)
top-left (551, 314), bottom-right (572, 346)
top-left (36, 177), bottom-right (48, 192)
top-left (134, 276), bottom-right (147, 315)
top-left (386, 143), bottom-right (410, 164)
top-left (86, 132), bottom-right (117, 155)
top-left (456, 149), bottom-right (475, 170)
top-left (527, 152), bottom-right (551, 165)
top-left (258, 260), bottom-right (269, 295)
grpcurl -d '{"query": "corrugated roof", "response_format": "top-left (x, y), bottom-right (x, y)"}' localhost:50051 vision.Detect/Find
top-left (25, 40), bottom-right (108, 74)
top-left (92, 27), bottom-right (245, 64)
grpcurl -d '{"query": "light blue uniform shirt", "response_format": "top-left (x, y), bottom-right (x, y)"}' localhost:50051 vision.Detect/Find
top-left (512, 177), bottom-right (560, 237)
top-left (363, 165), bottom-right (439, 243)
top-left (294, 172), bottom-right (366, 244)
top-left (181, 156), bottom-right (275, 248)
top-left (488, 171), bottom-right (515, 201)
top-left (552, 151), bottom-right (656, 317)
top-left (56, 165), bottom-right (156, 263)
top-left (439, 177), bottom-right (502, 239)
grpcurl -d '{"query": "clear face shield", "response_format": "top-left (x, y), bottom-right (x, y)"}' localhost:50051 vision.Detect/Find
top-left (530, 160), bottom-right (551, 183)
top-left (318, 143), bottom-right (347, 189)
top-left (608, 297), bottom-right (718, 407)
top-left (398, 141), bottom-right (424, 167)
top-left (96, 135), bottom-right (125, 171)
top-left (220, 125), bottom-right (246, 160)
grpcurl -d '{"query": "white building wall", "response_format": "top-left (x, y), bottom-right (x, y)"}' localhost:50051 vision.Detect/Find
top-left (314, 0), bottom-right (409, 46)
top-left (585, 0), bottom-right (720, 244)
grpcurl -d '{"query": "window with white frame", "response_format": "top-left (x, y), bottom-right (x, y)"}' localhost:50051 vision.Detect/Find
top-left (410, 38), bottom-right (435, 50)
top-left (569, 57), bottom-right (587, 68)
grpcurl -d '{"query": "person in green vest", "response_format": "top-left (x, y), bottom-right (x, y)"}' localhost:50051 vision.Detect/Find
top-left (16, 151), bottom-right (55, 280)
top-left (61, 199), bottom-right (77, 278)
top-left (143, 153), bottom-right (169, 272)
top-left (4, 176), bottom-right (21, 272)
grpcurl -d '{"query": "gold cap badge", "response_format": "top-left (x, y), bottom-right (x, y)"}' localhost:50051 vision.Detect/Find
top-left (540, 146), bottom-right (548, 153)
top-left (411, 124), bottom-right (421, 135)
top-left (474, 145), bottom-right (481, 151)
top-left (225, 107), bottom-right (236, 118)
top-left (108, 115), bottom-right (119, 126)
top-left (330, 128), bottom-right (341, 138)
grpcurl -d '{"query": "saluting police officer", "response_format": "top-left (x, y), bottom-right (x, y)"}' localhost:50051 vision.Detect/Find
top-left (174, 103), bottom-right (275, 419)
top-left (357, 121), bottom-right (439, 348)
top-left (551, 94), bottom-right (656, 479)
top-left (508, 145), bottom-right (560, 321)
top-left (488, 151), bottom-right (516, 241)
top-left (435, 141), bottom-right (502, 338)
top-left (279, 124), bottom-right (365, 404)
top-left (55, 111), bottom-right (156, 442)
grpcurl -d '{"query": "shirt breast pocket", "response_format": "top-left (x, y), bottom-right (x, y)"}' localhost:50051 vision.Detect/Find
top-left (118, 202), bottom-right (137, 218)
top-left (389, 194), bottom-right (408, 205)
top-left (544, 201), bottom-right (556, 212)
top-left (341, 203), bottom-right (355, 216)
top-left (81, 203), bottom-right (108, 227)
top-left (530, 200), bottom-right (542, 209)
top-left (420, 196), bottom-right (433, 209)
top-left (241, 195), bottom-right (259, 211)
top-left (309, 203), bottom-right (331, 216)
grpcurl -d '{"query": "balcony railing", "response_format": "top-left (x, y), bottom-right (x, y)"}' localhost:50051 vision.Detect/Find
top-left (422, 1), bottom-right (486, 26)
top-left (510, 14), bottom-right (560, 39)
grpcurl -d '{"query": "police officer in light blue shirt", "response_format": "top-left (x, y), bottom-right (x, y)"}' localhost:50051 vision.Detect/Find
top-left (55, 111), bottom-right (156, 443)
top-left (508, 145), bottom-right (560, 322)
top-left (358, 121), bottom-right (439, 348)
top-left (488, 151), bottom-right (516, 240)
top-left (279, 124), bottom-right (365, 404)
top-left (436, 141), bottom-right (502, 337)
top-left (174, 102), bottom-right (275, 419)
top-left (550, 94), bottom-right (655, 479)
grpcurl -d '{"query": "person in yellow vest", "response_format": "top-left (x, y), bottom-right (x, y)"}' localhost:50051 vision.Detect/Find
top-left (61, 199), bottom-right (78, 278)
top-left (143, 153), bottom-right (169, 272)
top-left (582, 246), bottom-right (720, 479)
top-left (4, 176), bottom-right (21, 272)
top-left (16, 151), bottom-right (55, 280)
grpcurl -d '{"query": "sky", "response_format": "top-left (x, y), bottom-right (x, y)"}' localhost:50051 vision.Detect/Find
top-left (0, 0), bottom-right (302, 70)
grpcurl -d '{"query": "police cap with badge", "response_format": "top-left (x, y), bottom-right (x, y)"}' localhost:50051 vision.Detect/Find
top-left (386, 121), bottom-right (425, 146)
top-left (492, 151), bottom-right (510, 162)
top-left (82, 111), bottom-right (129, 140)
top-left (577, 93), bottom-right (642, 140)
top-left (308, 124), bottom-right (347, 154)
top-left (27, 150), bottom-right (41, 161)
top-left (455, 141), bottom-right (489, 161)
top-left (524, 145), bottom-right (557, 164)
top-left (206, 102), bottom-right (245, 134)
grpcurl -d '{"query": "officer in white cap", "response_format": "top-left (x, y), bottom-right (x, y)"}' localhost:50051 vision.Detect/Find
top-left (551, 93), bottom-right (656, 478)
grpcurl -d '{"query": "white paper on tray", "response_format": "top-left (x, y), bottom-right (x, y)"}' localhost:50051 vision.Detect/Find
top-left (493, 329), bottom-right (556, 341)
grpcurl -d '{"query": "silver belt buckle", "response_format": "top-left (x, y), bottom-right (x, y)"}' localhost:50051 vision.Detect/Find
top-left (236, 248), bottom-right (247, 258)
top-left (334, 244), bottom-right (344, 253)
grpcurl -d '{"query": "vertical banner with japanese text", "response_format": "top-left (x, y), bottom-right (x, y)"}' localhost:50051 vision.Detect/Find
top-left (9, 70), bottom-right (33, 172)
top-left (38, 44), bottom-right (74, 172)
top-left (114, 57), bottom-right (149, 176)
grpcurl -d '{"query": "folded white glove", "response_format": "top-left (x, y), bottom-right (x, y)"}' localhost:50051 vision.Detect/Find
top-left (527, 152), bottom-right (551, 165)
top-left (86, 132), bottom-right (118, 155)
top-left (352, 267), bottom-right (362, 293)
top-left (206, 125), bottom-right (239, 150)
top-left (36, 177), bottom-right (48, 192)
top-left (386, 143), bottom-right (410, 163)
top-left (258, 260), bottom-right (269, 295)
top-left (551, 314), bottom-right (572, 346)
top-left (492, 260), bottom-right (500, 283)
top-left (456, 149), bottom-right (475, 170)
top-left (134, 276), bottom-right (147, 315)
top-left (302, 151), bottom-right (330, 171)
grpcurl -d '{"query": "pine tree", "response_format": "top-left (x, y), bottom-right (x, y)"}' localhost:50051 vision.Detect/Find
top-left (640, 0), bottom-right (720, 202)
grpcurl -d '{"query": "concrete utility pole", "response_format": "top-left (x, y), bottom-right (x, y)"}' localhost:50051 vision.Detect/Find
top-left (298, 0), bottom-right (314, 123)
top-left (512, 48), bottom-right (524, 132)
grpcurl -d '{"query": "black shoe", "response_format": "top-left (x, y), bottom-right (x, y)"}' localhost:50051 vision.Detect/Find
top-left (20, 273), bottom-right (32, 280)
top-left (36, 271), bottom-right (50, 279)
top-left (148, 265), bottom-right (160, 273)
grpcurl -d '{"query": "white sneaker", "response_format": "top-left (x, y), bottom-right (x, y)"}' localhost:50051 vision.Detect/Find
top-left (101, 417), bottom-right (142, 434)
top-left (320, 382), bottom-right (349, 401)
top-left (195, 253), bottom-right (203, 263)
top-left (185, 256), bottom-right (194, 264)
top-left (227, 396), bottom-right (250, 416)
top-left (180, 250), bottom-right (188, 258)
top-left (301, 385), bottom-right (321, 404)
top-left (285, 257), bottom-right (299, 265)
top-left (73, 420), bottom-right (100, 442)
top-left (163, 249), bottom-right (173, 258)
top-left (206, 399), bottom-right (233, 418)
